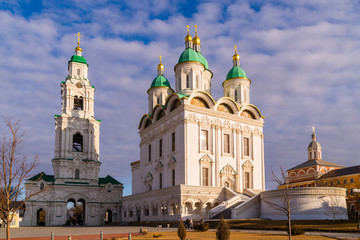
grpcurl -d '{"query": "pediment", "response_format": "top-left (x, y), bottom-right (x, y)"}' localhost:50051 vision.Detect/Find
top-left (242, 160), bottom-right (254, 169)
top-left (199, 154), bottom-right (213, 164)
top-left (220, 164), bottom-right (237, 175)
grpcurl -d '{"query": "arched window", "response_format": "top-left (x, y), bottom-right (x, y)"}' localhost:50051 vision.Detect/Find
top-left (73, 133), bottom-right (83, 152)
top-left (186, 74), bottom-right (190, 88)
top-left (40, 183), bottom-right (44, 190)
top-left (234, 90), bottom-right (238, 101)
top-left (157, 97), bottom-right (160, 105)
top-left (74, 96), bottom-right (83, 110)
top-left (77, 69), bottom-right (80, 76)
top-left (75, 169), bottom-right (80, 179)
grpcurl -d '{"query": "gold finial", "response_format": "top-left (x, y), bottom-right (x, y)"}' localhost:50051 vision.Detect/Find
top-left (193, 24), bottom-right (200, 45)
top-left (157, 55), bottom-right (164, 71)
top-left (185, 25), bottom-right (192, 42)
top-left (75, 32), bottom-right (83, 52)
top-left (312, 126), bottom-right (315, 134)
top-left (233, 44), bottom-right (240, 61)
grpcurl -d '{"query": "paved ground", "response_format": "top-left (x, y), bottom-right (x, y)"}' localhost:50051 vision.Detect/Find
top-left (1, 226), bottom-right (359, 240)
top-left (0, 226), bottom-right (174, 239)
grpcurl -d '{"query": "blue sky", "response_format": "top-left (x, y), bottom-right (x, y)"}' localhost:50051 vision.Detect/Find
top-left (0, 0), bottom-right (359, 196)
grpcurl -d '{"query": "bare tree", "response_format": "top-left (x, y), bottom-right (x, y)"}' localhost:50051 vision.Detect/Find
top-left (261, 167), bottom-right (293, 240)
top-left (0, 118), bottom-right (46, 240)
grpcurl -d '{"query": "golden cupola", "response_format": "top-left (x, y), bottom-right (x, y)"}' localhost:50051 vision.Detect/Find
top-left (232, 45), bottom-right (240, 66)
top-left (185, 25), bottom-right (193, 49)
top-left (193, 24), bottom-right (201, 52)
top-left (74, 32), bottom-right (83, 56)
top-left (157, 55), bottom-right (164, 75)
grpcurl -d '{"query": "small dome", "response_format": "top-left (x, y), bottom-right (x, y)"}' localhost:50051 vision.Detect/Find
top-left (69, 55), bottom-right (88, 66)
top-left (185, 33), bottom-right (192, 42)
top-left (178, 48), bottom-right (209, 70)
top-left (150, 75), bottom-right (171, 89)
top-left (308, 141), bottom-right (321, 149)
top-left (233, 53), bottom-right (240, 61)
top-left (75, 46), bottom-right (82, 52)
top-left (157, 63), bottom-right (164, 70)
top-left (226, 66), bottom-right (247, 80)
top-left (193, 36), bottom-right (200, 45)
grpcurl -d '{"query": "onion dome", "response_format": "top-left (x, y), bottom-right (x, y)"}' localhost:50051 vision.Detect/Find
top-left (185, 25), bottom-right (192, 42)
top-left (308, 126), bottom-right (321, 149)
top-left (193, 24), bottom-right (200, 45)
top-left (178, 48), bottom-right (209, 70)
top-left (225, 45), bottom-right (247, 80)
top-left (150, 56), bottom-right (171, 89)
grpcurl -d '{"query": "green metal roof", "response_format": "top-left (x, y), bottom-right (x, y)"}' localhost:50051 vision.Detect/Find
top-left (226, 66), bottom-right (247, 80)
top-left (69, 55), bottom-right (88, 66)
top-left (150, 75), bottom-right (171, 89)
top-left (178, 48), bottom-right (209, 70)
top-left (28, 172), bottom-right (54, 182)
top-left (98, 175), bottom-right (122, 185)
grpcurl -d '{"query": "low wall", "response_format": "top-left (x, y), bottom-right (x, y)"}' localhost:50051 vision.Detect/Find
top-left (260, 187), bottom-right (348, 220)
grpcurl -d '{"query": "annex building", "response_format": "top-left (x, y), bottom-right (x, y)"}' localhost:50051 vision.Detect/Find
top-left (121, 26), bottom-right (266, 221)
top-left (22, 36), bottom-right (123, 226)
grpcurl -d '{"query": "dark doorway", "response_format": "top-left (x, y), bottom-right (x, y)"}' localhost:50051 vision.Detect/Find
top-left (105, 209), bottom-right (112, 224)
top-left (37, 208), bottom-right (46, 226)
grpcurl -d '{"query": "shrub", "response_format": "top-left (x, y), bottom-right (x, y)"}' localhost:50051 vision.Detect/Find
top-left (216, 217), bottom-right (230, 240)
top-left (194, 222), bottom-right (210, 232)
top-left (287, 225), bottom-right (305, 235)
top-left (177, 220), bottom-right (186, 240)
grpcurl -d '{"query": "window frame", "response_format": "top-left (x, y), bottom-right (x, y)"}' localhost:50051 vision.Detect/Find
top-left (171, 132), bottom-right (176, 152)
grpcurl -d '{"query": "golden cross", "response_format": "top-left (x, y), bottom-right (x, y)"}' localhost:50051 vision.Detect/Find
top-left (312, 126), bottom-right (315, 133)
top-left (194, 24), bottom-right (198, 35)
top-left (234, 45), bottom-right (237, 54)
top-left (159, 55), bottom-right (162, 63)
top-left (186, 25), bottom-right (190, 34)
top-left (75, 32), bottom-right (83, 46)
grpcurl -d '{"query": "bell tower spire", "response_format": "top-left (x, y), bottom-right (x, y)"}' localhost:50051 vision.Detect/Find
top-left (53, 33), bottom-right (101, 181)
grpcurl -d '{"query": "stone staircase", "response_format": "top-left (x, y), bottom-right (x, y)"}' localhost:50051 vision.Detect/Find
top-left (208, 188), bottom-right (252, 219)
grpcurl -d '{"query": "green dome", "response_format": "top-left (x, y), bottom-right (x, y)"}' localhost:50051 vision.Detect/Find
top-left (150, 75), bottom-right (171, 89)
top-left (178, 48), bottom-right (209, 70)
top-left (226, 66), bottom-right (247, 80)
top-left (69, 55), bottom-right (88, 66)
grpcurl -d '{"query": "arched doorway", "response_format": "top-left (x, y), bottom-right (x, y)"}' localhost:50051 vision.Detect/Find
top-left (66, 198), bottom-right (85, 226)
top-left (37, 208), bottom-right (46, 226)
top-left (105, 209), bottom-right (112, 224)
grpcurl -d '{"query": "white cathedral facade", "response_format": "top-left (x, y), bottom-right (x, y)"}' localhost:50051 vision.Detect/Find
top-left (121, 27), bottom-right (265, 221)
top-left (22, 39), bottom-right (123, 226)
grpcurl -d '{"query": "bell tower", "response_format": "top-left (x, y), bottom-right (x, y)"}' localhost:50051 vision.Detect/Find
top-left (52, 33), bottom-right (101, 182)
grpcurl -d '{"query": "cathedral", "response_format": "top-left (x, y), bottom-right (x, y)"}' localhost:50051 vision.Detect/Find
top-left (121, 26), bottom-right (265, 221)
top-left (22, 35), bottom-right (123, 226)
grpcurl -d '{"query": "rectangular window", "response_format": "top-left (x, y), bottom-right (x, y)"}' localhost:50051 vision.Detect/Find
top-left (224, 133), bottom-right (230, 153)
top-left (159, 139), bottom-right (163, 157)
top-left (336, 180), bottom-right (341, 185)
top-left (344, 179), bottom-right (348, 184)
top-left (159, 173), bottom-right (163, 189)
top-left (172, 132), bottom-right (176, 152)
top-left (201, 129), bottom-right (209, 150)
top-left (245, 172), bottom-right (250, 189)
top-left (244, 137), bottom-right (250, 156)
top-left (314, 151), bottom-right (317, 159)
top-left (350, 178), bottom-right (354, 183)
top-left (202, 167), bottom-right (209, 186)
top-left (172, 169), bottom-right (175, 186)
top-left (148, 144), bottom-right (152, 162)
top-left (324, 182), bottom-right (328, 186)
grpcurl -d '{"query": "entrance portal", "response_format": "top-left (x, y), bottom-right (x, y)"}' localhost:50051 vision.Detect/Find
top-left (37, 208), bottom-right (46, 226)
top-left (105, 209), bottom-right (112, 224)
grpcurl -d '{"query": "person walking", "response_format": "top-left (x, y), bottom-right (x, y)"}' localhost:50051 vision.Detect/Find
top-left (185, 218), bottom-right (190, 230)
top-left (190, 218), bottom-right (193, 230)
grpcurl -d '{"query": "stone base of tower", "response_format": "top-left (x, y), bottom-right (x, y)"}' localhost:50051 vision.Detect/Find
top-left (121, 185), bottom-right (251, 222)
top-left (22, 173), bottom-right (123, 227)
